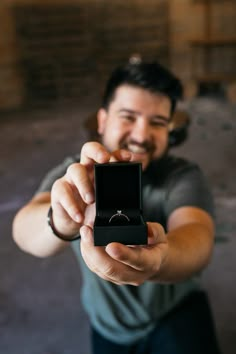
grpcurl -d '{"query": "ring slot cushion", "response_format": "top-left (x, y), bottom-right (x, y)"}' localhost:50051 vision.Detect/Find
top-left (94, 162), bottom-right (147, 246)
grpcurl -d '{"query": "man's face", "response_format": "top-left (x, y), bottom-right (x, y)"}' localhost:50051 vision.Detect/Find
top-left (97, 85), bottom-right (172, 170)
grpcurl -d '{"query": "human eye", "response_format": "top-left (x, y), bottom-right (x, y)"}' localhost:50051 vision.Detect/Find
top-left (150, 118), bottom-right (168, 128)
top-left (120, 114), bottom-right (135, 123)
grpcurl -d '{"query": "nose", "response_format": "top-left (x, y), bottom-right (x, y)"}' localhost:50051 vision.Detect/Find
top-left (130, 118), bottom-right (150, 143)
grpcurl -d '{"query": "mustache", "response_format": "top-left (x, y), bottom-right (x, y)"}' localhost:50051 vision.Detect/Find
top-left (120, 139), bottom-right (155, 153)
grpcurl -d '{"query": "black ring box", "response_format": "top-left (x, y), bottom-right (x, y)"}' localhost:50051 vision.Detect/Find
top-left (93, 162), bottom-right (147, 246)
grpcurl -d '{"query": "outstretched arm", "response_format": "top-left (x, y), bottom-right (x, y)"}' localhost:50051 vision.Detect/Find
top-left (13, 142), bottom-right (132, 257)
top-left (79, 206), bottom-right (214, 285)
top-left (13, 192), bottom-right (66, 257)
top-left (13, 141), bottom-right (214, 283)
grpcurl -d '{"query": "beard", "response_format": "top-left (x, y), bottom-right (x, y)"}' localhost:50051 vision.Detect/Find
top-left (119, 137), bottom-right (155, 156)
top-left (99, 134), bottom-right (169, 167)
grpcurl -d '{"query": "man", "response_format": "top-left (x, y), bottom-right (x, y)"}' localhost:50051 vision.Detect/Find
top-left (13, 60), bottom-right (221, 353)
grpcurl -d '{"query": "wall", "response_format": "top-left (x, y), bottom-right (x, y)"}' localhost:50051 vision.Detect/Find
top-left (0, 0), bottom-right (236, 110)
top-left (0, 2), bottom-right (24, 110)
top-left (0, 0), bottom-right (169, 110)
top-left (170, 0), bottom-right (236, 97)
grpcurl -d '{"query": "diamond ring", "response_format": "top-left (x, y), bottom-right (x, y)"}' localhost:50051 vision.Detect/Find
top-left (109, 210), bottom-right (130, 223)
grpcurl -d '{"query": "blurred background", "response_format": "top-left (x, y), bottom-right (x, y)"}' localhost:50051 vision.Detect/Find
top-left (0, 0), bottom-right (235, 353)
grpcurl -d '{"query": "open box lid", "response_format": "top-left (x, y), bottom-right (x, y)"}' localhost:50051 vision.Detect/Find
top-left (94, 162), bottom-right (142, 215)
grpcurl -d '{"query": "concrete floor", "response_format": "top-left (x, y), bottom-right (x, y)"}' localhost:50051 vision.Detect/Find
top-left (0, 96), bottom-right (235, 354)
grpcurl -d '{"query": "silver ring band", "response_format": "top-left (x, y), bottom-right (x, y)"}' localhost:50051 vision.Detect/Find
top-left (109, 210), bottom-right (130, 223)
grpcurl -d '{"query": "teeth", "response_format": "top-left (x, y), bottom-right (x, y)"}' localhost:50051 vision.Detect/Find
top-left (128, 144), bottom-right (146, 154)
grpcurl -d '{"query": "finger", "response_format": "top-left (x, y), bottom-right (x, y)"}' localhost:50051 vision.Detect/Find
top-left (80, 226), bottom-right (140, 284)
top-left (52, 178), bottom-right (84, 223)
top-left (105, 223), bottom-right (166, 268)
top-left (80, 225), bottom-right (119, 280)
top-left (105, 242), bottom-right (154, 271)
top-left (83, 203), bottom-right (96, 229)
top-left (105, 223), bottom-right (167, 272)
top-left (110, 149), bottom-right (133, 162)
top-left (66, 163), bottom-right (94, 204)
top-left (80, 142), bottom-right (110, 166)
top-left (147, 222), bottom-right (166, 245)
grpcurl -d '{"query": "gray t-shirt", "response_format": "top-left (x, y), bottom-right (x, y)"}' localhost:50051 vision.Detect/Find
top-left (36, 155), bottom-right (214, 344)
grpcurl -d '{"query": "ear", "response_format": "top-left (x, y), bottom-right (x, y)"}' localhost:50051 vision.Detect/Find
top-left (97, 108), bottom-right (108, 135)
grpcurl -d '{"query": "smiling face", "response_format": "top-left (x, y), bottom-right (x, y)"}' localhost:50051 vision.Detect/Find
top-left (97, 84), bottom-right (172, 170)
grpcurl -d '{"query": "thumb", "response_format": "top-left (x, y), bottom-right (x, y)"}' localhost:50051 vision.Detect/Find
top-left (147, 222), bottom-right (166, 246)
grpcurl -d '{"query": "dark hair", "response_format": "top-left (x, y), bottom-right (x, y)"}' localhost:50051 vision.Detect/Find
top-left (101, 60), bottom-right (183, 115)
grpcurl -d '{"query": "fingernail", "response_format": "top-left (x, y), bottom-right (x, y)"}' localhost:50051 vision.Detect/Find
top-left (85, 193), bottom-right (94, 204)
top-left (121, 150), bottom-right (132, 160)
top-left (97, 150), bottom-right (109, 162)
top-left (75, 213), bottom-right (82, 223)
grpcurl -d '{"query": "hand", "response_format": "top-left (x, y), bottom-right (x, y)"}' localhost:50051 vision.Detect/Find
top-left (80, 222), bottom-right (168, 285)
top-left (50, 142), bottom-right (132, 238)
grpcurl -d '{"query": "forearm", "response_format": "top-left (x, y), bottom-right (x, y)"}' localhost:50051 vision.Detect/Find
top-left (151, 222), bottom-right (214, 283)
top-left (12, 194), bottom-right (68, 257)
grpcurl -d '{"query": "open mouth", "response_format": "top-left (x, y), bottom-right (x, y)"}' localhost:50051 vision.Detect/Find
top-left (120, 140), bottom-right (155, 164)
top-left (127, 143), bottom-right (148, 155)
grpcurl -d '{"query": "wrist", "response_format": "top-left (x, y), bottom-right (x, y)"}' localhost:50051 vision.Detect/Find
top-left (47, 206), bottom-right (80, 242)
top-left (148, 242), bottom-right (169, 282)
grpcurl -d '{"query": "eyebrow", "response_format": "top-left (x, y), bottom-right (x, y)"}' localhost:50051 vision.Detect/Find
top-left (118, 108), bottom-right (171, 122)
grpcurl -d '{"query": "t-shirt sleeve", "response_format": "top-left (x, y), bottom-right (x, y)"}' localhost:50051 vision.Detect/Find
top-left (35, 156), bottom-right (78, 195)
top-left (164, 165), bottom-right (214, 218)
